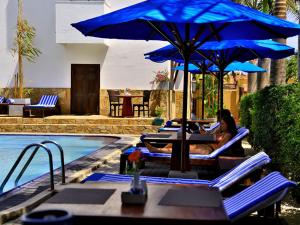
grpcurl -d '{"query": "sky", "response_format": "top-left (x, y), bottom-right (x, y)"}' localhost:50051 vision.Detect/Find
top-left (287, 13), bottom-right (298, 51)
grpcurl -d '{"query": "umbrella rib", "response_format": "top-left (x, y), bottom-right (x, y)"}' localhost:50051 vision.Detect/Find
top-left (168, 23), bottom-right (184, 46)
top-left (209, 24), bottom-right (222, 41)
top-left (146, 21), bottom-right (180, 50)
top-left (190, 27), bottom-right (205, 47)
top-left (193, 23), bottom-right (229, 50)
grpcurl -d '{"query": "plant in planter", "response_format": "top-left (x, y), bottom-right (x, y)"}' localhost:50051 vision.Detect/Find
top-left (152, 106), bottom-right (164, 126)
top-left (150, 69), bottom-right (170, 89)
top-left (12, 0), bottom-right (41, 98)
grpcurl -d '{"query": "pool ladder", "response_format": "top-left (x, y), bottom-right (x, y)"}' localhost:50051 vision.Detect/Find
top-left (0, 140), bottom-right (65, 194)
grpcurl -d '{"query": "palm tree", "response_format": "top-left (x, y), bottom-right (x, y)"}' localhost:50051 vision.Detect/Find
top-left (270, 0), bottom-right (287, 85)
top-left (234, 0), bottom-right (297, 87)
top-left (13, 0), bottom-right (41, 98)
top-left (233, 0), bottom-right (273, 90)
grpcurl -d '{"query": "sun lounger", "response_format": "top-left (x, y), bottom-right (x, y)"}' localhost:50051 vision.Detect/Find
top-left (158, 122), bottom-right (220, 133)
top-left (120, 127), bottom-right (249, 173)
top-left (0, 96), bottom-right (5, 103)
top-left (23, 95), bottom-right (59, 117)
top-left (84, 152), bottom-right (270, 192)
top-left (224, 172), bottom-right (296, 221)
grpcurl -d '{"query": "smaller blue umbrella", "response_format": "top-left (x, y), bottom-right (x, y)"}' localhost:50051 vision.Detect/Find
top-left (175, 61), bottom-right (267, 73)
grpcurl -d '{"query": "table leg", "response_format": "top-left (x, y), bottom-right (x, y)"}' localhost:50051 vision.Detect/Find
top-left (170, 144), bottom-right (190, 171)
top-left (122, 97), bottom-right (134, 117)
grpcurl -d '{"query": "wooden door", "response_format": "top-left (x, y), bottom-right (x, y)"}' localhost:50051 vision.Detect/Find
top-left (71, 64), bottom-right (100, 115)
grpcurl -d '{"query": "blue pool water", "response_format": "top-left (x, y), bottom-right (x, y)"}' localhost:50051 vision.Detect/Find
top-left (0, 135), bottom-right (118, 193)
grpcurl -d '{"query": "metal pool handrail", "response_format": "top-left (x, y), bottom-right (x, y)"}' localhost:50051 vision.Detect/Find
top-left (0, 143), bottom-right (54, 194)
top-left (14, 140), bottom-right (66, 188)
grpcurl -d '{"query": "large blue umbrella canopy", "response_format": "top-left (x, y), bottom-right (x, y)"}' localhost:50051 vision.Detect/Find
top-left (145, 40), bottom-right (294, 63)
top-left (175, 61), bottom-right (267, 73)
top-left (71, 0), bottom-right (300, 171)
top-left (72, 0), bottom-right (300, 42)
top-left (145, 39), bottom-right (294, 112)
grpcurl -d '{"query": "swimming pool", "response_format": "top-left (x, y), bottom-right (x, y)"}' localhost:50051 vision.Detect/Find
top-left (0, 134), bottom-right (119, 193)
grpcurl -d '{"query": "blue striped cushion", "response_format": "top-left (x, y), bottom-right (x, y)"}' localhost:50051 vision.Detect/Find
top-left (82, 173), bottom-right (211, 185)
top-left (224, 172), bottom-right (297, 221)
top-left (0, 96), bottom-right (4, 103)
top-left (86, 152), bottom-right (270, 192)
top-left (38, 95), bottom-right (58, 107)
top-left (205, 122), bottom-right (220, 132)
top-left (124, 127), bottom-right (249, 160)
top-left (158, 127), bottom-right (181, 132)
top-left (210, 152), bottom-right (270, 191)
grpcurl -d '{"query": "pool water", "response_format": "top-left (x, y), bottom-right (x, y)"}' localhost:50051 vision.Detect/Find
top-left (0, 135), bottom-right (118, 193)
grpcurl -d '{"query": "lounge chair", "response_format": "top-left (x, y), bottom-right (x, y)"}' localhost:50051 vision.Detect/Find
top-left (83, 152), bottom-right (270, 192)
top-left (120, 127), bottom-right (249, 173)
top-left (23, 95), bottom-right (59, 117)
top-left (0, 96), bottom-right (5, 103)
top-left (224, 171), bottom-right (296, 221)
top-left (158, 122), bottom-right (220, 132)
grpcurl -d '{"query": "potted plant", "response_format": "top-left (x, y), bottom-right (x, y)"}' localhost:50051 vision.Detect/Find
top-left (12, 0), bottom-right (41, 99)
top-left (150, 69), bottom-right (170, 90)
top-left (152, 106), bottom-right (164, 126)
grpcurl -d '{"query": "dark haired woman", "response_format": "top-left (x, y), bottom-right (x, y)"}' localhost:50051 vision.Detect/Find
top-left (145, 115), bottom-right (238, 155)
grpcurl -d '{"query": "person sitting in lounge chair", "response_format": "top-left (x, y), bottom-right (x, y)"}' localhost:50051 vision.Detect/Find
top-left (145, 115), bottom-right (238, 155)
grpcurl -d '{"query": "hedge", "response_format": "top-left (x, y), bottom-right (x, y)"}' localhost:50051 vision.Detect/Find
top-left (240, 83), bottom-right (300, 180)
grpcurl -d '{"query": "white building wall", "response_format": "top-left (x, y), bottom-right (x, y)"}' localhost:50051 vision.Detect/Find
top-left (0, 0), bottom-right (181, 90)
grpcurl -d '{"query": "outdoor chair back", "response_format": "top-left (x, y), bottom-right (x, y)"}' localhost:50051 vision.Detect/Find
top-left (83, 152), bottom-right (270, 193)
top-left (37, 95), bottom-right (58, 107)
top-left (224, 172), bottom-right (296, 221)
top-left (0, 97), bottom-right (5, 103)
top-left (142, 90), bottom-right (151, 104)
top-left (107, 90), bottom-right (120, 103)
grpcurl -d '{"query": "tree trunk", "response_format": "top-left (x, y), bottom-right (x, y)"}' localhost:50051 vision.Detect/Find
top-left (257, 58), bottom-right (270, 90)
top-left (17, 0), bottom-right (24, 98)
top-left (270, 0), bottom-right (287, 85)
top-left (248, 72), bottom-right (257, 93)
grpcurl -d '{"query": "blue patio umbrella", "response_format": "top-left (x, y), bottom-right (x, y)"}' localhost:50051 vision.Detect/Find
top-left (174, 61), bottom-right (266, 118)
top-left (145, 39), bottom-right (294, 112)
top-left (175, 61), bottom-right (267, 73)
top-left (71, 0), bottom-right (300, 171)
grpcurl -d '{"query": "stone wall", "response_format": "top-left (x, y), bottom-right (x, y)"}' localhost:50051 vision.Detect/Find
top-left (0, 88), bottom-right (179, 117)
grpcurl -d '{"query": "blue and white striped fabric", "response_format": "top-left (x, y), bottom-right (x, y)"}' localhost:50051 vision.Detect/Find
top-left (158, 127), bottom-right (181, 132)
top-left (0, 96), bottom-right (5, 103)
top-left (125, 127), bottom-right (249, 160)
top-left (205, 122), bottom-right (220, 132)
top-left (28, 95), bottom-right (58, 108)
top-left (83, 152), bottom-right (270, 192)
top-left (82, 173), bottom-right (211, 185)
top-left (210, 152), bottom-right (270, 191)
top-left (224, 172), bottom-right (297, 221)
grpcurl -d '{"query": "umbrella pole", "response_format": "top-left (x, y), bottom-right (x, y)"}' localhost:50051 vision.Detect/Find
top-left (217, 72), bottom-right (221, 116)
top-left (220, 69), bottom-right (224, 113)
top-left (181, 24), bottom-right (191, 172)
top-left (201, 72), bottom-right (205, 119)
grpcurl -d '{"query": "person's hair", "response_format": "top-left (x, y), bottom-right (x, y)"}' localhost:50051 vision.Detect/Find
top-left (216, 109), bottom-right (231, 121)
top-left (221, 115), bottom-right (237, 137)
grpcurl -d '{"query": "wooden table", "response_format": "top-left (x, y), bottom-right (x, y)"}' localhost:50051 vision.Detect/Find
top-left (143, 133), bottom-right (217, 170)
top-left (34, 182), bottom-right (229, 225)
top-left (116, 95), bottom-right (143, 117)
top-left (172, 118), bottom-right (216, 125)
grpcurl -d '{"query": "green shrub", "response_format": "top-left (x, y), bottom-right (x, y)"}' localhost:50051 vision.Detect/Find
top-left (251, 84), bottom-right (300, 180)
top-left (239, 93), bottom-right (256, 146)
